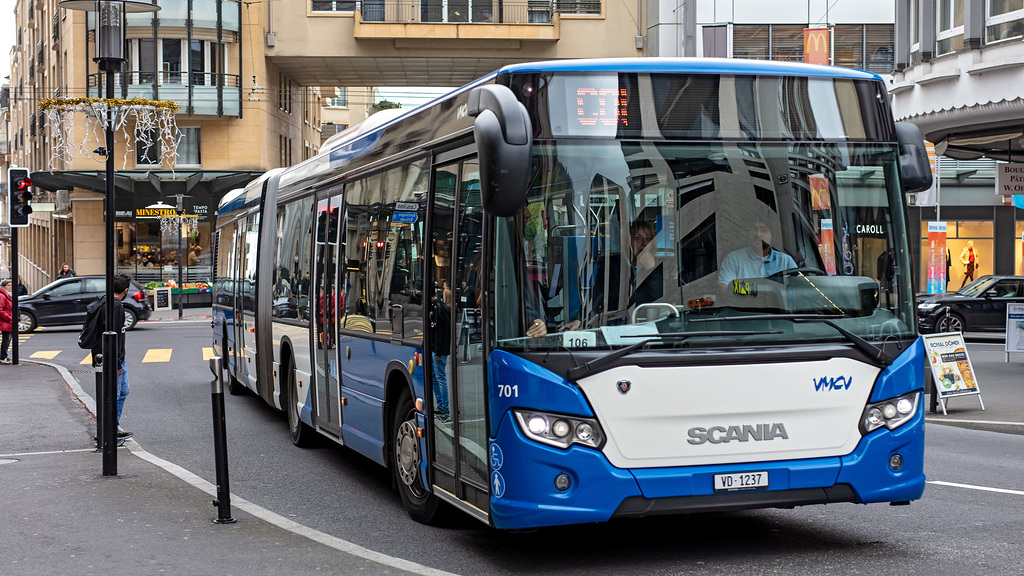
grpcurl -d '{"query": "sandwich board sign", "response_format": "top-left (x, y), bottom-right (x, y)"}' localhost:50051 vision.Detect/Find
top-left (923, 332), bottom-right (985, 415)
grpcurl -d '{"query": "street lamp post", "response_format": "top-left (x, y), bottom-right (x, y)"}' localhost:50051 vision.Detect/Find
top-left (58, 0), bottom-right (160, 476)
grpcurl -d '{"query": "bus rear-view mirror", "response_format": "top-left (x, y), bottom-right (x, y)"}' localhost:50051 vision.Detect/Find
top-left (469, 84), bottom-right (533, 217)
top-left (895, 122), bottom-right (933, 194)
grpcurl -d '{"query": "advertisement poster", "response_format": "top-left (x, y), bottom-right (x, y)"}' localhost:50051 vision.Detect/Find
top-left (924, 332), bottom-right (984, 414)
top-left (927, 221), bottom-right (948, 294)
top-left (1006, 304), bottom-right (1024, 354)
top-left (810, 174), bottom-right (830, 211)
top-left (819, 218), bottom-right (836, 275)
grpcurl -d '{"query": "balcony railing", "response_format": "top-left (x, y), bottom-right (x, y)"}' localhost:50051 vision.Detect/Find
top-left (88, 72), bottom-right (242, 117)
top-left (356, 0), bottom-right (602, 24)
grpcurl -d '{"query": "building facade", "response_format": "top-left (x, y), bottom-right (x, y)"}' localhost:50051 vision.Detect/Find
top-left (891, 0), bottom-right (1024, 289)
top-left (4, 0), bottom-right (320, 293)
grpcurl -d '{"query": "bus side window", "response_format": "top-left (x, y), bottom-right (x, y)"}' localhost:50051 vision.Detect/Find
top-left (380, 161), bottom-right (429, 339)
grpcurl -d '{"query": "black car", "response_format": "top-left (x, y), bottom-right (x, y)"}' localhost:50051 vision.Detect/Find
top-left (917, 275), bottom-right (1024, 333)
top-left (17, 275), bottom-right (153, 332)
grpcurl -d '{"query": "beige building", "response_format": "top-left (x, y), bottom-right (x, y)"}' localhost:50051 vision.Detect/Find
top-left (6, 0), bottom-right (648, 292)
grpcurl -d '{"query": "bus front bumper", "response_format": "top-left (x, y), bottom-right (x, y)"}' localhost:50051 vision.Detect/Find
top-left (488, 408), bottom-right (924, 530)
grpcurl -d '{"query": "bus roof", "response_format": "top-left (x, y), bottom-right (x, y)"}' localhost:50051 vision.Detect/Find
top-left (493, 57), bottom-right (883, 82)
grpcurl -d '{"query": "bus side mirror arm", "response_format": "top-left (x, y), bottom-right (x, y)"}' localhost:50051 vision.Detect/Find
top-left (469, 84), bottom-right (533, 218)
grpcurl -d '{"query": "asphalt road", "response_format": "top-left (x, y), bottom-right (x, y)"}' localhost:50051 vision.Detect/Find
top-left (16, 322), bottom-right (1024, 575)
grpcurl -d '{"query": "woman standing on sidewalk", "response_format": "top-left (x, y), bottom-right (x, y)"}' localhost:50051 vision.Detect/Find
top-left (0, 279), bottom-right (12, 364)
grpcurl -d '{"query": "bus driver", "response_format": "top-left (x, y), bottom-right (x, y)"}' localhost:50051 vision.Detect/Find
top-left (717, 221), bottom-right (797, 290)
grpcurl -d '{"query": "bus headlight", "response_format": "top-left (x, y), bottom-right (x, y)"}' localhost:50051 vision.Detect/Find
top-left (860, 392), bottom-right (919, 435)
top-left (514, 410), bottom-right (605, 450)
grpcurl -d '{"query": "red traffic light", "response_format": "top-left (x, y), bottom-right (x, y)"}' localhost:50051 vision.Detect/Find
top-left (17, 177), bottom-right (33, 189)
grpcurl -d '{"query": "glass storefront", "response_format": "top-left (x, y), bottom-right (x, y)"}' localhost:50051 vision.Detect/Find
top-left (920, 220), bottom-right (994, 291)
top-left (114, 193), bottom-right (215, 291)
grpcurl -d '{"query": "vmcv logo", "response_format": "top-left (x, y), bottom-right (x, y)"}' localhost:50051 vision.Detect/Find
top-left (814, 376), bottom-right (853, 391)
top-left (687, 423), bottom-right (789, 445)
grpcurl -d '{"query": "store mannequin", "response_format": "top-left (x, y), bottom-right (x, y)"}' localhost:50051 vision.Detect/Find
top-left (959, 241), bottom-right (979, 288)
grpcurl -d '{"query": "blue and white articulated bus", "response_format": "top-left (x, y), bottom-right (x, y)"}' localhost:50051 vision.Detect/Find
top-left (213, 58), bottom-right (934, 530)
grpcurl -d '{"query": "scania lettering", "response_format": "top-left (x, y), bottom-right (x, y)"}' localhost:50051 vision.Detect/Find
top-left (214, 58), bottom-right (931, 530)
top-left (687, 423), bottom-right (790, 445)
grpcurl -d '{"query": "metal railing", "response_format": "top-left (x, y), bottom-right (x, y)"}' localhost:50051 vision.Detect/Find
top-left (88, 71), bottom-right (242, 89)
top-left (356, 0), bottom-right (599, 24)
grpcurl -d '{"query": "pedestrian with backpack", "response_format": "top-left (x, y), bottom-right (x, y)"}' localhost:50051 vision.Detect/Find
top-left (81, 274), bottom-right (134, 440)
top-left (0, 279), bottom-right (13, 364)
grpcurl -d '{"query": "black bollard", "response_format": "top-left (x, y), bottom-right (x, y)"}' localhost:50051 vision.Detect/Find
top-left (209, 356), bottom-right (236, 524)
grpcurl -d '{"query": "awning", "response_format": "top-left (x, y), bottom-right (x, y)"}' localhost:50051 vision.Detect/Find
top-left (30, 170), bottom-right (264, 197)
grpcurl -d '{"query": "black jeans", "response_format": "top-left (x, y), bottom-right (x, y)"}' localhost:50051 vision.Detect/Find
top-left (0, 331), bottom-right (10, 360)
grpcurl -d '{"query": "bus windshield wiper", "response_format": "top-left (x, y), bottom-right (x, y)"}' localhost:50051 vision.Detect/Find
top-left (566, 330), bottom-right (781, 381)
top-left (689, 314), bottom-right (890, 366)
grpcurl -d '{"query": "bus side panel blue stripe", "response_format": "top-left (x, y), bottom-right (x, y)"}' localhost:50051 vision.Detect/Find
top-left (489, 411), bottom-right (641, 530)
top-left (487, 350), bottom-right (594, 439)
top-left (869, 337), bottom-right (925, 403)
top-left (341, 387), bottom-right (386, 466)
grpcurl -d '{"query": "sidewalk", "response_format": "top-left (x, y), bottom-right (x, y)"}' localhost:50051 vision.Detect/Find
top-left (140, 305), bottom-right (213, 323)
top-left (0, 362), bottom-right (434, 576)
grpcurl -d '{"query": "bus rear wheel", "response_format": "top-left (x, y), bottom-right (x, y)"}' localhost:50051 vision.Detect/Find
top-left (392, 389), bottom-right (442, 524)
top-left (286, 361), bottom-right (314, 447)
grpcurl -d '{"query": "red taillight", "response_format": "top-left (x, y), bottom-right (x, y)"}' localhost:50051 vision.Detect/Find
top-left (133, 291), bottom-right (146, 302)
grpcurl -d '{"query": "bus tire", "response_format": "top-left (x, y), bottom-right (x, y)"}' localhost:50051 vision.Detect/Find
top-left (392, 389), bottom-right (442, 524)
top-left (286, 360), bottom-right (314, 447)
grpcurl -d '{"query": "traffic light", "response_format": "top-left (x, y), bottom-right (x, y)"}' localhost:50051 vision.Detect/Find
top-left (8, 167), bottom-right (33, 227)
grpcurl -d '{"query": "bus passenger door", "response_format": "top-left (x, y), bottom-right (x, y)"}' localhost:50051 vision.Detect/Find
top-left (429, 157), bottom-right (490, 516)
top-left (240, 214), bottom-right (260, 391)
top-left (311, 195), bottom-right (344, 437)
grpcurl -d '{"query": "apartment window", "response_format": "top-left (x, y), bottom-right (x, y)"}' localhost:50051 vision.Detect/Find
top-left (176, 128), bottom-right (201, 166)
top-left (554, 0), bottom-right (600, 15)
top-left (936, 0), bottom-right (965, 55)
top-left (987, 0), bottom-right (1024, 43)
top-left (911, 0), bottom-right (921, 60)
top-left (279, 73), bottom-right (293, 113)
top-left (312, 0), bottom-right (356, 11)
top-left (136, 128), bottom-right (162, 166)
top-left (163, 38), bottom-right (183, 83)
top-left (327, 87), bottom-right (347, 108)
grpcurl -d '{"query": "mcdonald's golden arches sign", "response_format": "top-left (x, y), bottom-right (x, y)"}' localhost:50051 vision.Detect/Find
top-left (804, 28), bottom-right (830, 65)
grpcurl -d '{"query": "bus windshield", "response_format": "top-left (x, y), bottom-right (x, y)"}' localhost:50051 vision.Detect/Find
top-left (494, 140), bottom-right (913, 351)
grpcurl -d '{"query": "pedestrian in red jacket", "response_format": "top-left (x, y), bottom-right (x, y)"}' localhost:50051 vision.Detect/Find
top-left (0, 279), bottom-right (13, 364)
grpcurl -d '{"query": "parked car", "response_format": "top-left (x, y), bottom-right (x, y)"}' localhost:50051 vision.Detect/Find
top-left (16, 275), bottom-right (153, 332)
top-left (917, 275), bottom-right (1024, 333)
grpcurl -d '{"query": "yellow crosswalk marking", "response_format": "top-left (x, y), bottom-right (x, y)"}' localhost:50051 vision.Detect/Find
top-left (30, 351), bottom-right (60, 359)
top-left (202, 347), bottom-right (214, 360)
top-left (81, 354), bottom-right (93, 365)
top-left (142, 348), bottom-right (173, 363)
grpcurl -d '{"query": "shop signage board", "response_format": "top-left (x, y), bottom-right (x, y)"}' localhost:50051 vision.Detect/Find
top-left (924, 332), bottom-right (985, 415)
top-left (995, 163), bottom-right (1024, 195)
top-left (1006, 304), bottom-right (1024, 357)
top-left (150, 287), bottom-right (172, 311)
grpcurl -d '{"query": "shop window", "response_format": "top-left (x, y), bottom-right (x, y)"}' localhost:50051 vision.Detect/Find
top-left (919, 220), bottom-right (993, 290)
top-left (1016, 220), bottom-right (1024, 275)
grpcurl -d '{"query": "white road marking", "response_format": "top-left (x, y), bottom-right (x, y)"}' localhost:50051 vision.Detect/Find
top-left (0, 448), bottom-right (96, 458)
top-left (36, 359), bottom-right (459, 576)
top-left (926, 417), bottom-right (1024, 427)
top-left (928, 480), bottom-right (1024, 496)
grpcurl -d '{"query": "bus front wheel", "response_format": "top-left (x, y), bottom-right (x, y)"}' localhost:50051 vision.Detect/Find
top-left (392, 389), bottom-right (442, 524)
